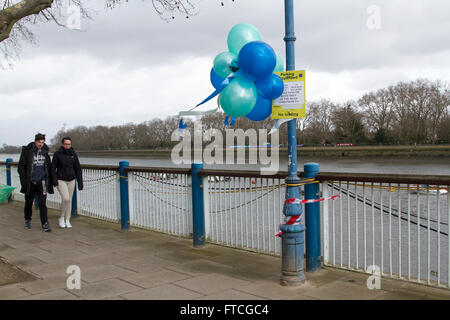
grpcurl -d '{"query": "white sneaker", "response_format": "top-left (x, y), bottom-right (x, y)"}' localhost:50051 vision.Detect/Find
top-left (58, 217), bottom-right (66, 228)
top-left (65, 220), bottom-right (72, 228)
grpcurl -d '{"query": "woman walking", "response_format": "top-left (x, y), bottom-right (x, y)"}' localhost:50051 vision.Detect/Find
top-left (52, 137), bottom-right (83, 228)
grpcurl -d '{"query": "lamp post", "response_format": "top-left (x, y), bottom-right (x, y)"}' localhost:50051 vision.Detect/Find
top-left (280, 0), bottom-right (306, 286)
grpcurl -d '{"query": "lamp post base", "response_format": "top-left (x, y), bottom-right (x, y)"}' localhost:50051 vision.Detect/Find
top-left (280, 271), bottom-right (306, 286)
top-left (280, 226), bottom-right (306, 287)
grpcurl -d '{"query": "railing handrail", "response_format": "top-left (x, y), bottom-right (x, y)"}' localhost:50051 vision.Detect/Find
top-left (4, 161), bottom-right (450, 185)
top-left (317, 172), bottom-right (450, 185)
top-left (197, 169), bottom-right (293, 179)
top-left (125, 166), bottom-right (191, 175)
top-left (198, 169), bottom-right (450, 185)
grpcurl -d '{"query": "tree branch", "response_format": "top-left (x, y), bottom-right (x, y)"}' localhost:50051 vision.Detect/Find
top-left (0, 0), bottom-right (53, 43)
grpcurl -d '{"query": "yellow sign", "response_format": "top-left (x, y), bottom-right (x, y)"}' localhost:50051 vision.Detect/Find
top-left (272, 70), bottom-right (305, 119)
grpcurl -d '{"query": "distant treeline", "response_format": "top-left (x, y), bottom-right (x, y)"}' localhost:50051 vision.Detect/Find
top-left (0, 144), bottom-right (21, 153)
top-left (1, 78), bottom-right (449, 153)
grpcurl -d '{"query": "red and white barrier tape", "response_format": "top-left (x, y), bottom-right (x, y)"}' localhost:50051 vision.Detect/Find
top-left (275, 195), bottom-right (340, 237)
top-left (285, 195), bottom-right (340, 205)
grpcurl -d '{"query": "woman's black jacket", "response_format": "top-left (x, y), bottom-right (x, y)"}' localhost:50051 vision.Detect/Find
top-left (51, 147), bottom-right (83, 190)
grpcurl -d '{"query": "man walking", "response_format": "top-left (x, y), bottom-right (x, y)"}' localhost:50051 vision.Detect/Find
top-left (18, 133), bottom-right (55, 232)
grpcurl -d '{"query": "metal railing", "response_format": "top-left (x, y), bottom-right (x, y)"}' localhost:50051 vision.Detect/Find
top-left (319, 173), bottom-right (450, 289)
top-left (128, 167), bottom-right (192, 237)
top-left (0, 165), bottom-right (6, 185)
top-left (204, 174), bottom-right (285, 256)
top-left (79, 165), bottom-right (120, 222)
top-left (2, 160), bottom-right (449, 289)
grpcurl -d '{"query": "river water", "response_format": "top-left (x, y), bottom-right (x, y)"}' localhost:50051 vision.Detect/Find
top-left (2, 153), bottom-right (449, 175)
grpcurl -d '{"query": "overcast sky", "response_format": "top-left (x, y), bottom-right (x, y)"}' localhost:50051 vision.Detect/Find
top-left (1, 0), bottom-right (449, 146)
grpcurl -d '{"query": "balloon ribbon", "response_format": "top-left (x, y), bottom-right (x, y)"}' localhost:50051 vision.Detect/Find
top-left (178, 75), bottom-right (236, 131)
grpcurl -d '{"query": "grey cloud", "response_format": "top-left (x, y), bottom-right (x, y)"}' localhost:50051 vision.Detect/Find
top-left (15, 0), bottom-right (448, 73)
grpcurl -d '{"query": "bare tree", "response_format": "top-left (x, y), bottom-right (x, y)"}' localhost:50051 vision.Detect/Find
top-left (332, 101), bottom-right (367, 144)
top-left (0, 0), bottom-right (199, 66)
top-left (426, 80), bottom-right (450, 144)
top-left (359, 88), bottom-right (394, 143)
top-left (303, 99), bottom-right (334, 145)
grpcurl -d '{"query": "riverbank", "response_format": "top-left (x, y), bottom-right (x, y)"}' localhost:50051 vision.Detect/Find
top-left (74, 145), bottom-right (450, 158)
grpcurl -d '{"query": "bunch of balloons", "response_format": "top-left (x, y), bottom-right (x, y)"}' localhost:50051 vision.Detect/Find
top-left (210, 23), bottom-right (284, 121)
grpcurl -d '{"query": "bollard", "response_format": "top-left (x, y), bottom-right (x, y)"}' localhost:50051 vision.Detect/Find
top-left (119, 161), bottom-right (130, 230)
top-left (71, 186), bottom-right (79, 218)
top-left (191, 163), bottom-right (205, 247)
top-left (6, 158), bottom-right (13, 203)
top-left (304, 162), bottom-right (321, 272)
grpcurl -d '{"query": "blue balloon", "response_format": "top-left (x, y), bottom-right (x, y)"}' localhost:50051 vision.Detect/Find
top-left (238, 41), bottom-right (276, 81)
top-left (256, 74), bottom-right (284, 100)
top-left (210, 68), bottom-right (226, 89)
top-left (245, 94), bottom-right (272, 121)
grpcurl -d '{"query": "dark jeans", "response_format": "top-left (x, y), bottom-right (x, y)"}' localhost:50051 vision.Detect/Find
top-left (24, 181), bottom-right (48, 225)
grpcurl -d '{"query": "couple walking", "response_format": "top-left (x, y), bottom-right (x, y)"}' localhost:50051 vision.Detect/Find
top-left (18, 133), bottom-right (83, 232)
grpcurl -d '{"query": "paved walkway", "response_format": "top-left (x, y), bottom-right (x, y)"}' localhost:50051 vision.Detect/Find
top-left (1, 201), bottom-right (450, 300)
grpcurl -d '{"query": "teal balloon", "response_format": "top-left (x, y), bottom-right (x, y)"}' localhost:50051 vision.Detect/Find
top-left (227, 23), bottom-right (262, 55)
top-left (274, 52), bottom-right (284, 72)
top-left (213, 52), bottom-right (237, 78)
top-left (220, 77), bottom-right (257, 118)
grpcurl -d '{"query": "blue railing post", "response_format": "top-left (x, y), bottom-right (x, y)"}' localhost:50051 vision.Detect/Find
top-left (304, 162), bottom-right (321, 272)
top-left (6, 158), bottom-right (13, 203)
top-left (280, 0), bottom-right (306, 286)
top-left (71, 186), bottom-right (79, 218)
top-left (119, 161), bottom-right (130, 230)
top-left (191, 163), bottom-right (205, 247)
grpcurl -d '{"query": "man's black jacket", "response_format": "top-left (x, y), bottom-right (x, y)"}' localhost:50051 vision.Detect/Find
top-left (51, 147), bottom-right (83, 190)
top-left (18, 142), bottom-right (55, 195)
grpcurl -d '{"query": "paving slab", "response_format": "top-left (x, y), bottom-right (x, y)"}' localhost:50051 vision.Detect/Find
top-left (0, 246), bottom-right (50, 261)
top-left (300, 279), bottom-right (387, 300)
top-left (0, 284), bottom-right (31, 300)
top-left (116, 247), bottom-right (172, 259)
top-left (114, 255), bottom-right (176, 273)
top-left (118, 269), bottom-right (192, 289)
top-left (121, 283), bottom-right (203, 300)
top-left (77, 264), bottom-right (137, 283)
top-left (26, 259), bottom-right (86, 279)
top-left (4, 255), bottom-right (47, 269)
top-left (166, 259), bottom-right (236, 277)
top-left (69, 278), bottom-right (142, 300)
top-left (75, 252), bottom-right (131, 267)
top-left (156, 250), bottom-right (207, 264)
top-left (231, 261), bottom-right (283, 282)
top-left (197, 289), bottom-right (266, 300)
top-left (18, 275), bottom-right (70, 295)
top-left (174, 273), bottom-right (252, 295)
top-left (0, 258), bottom-right (37, 286)
top-left (375, 291), bottom-right (427, 300)
top-left (236, 279), bottom-right (316, 300)
top-left (399, 281), bottom-right (450, 299)
top-left (17, 289), bottom-right (81, 300)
